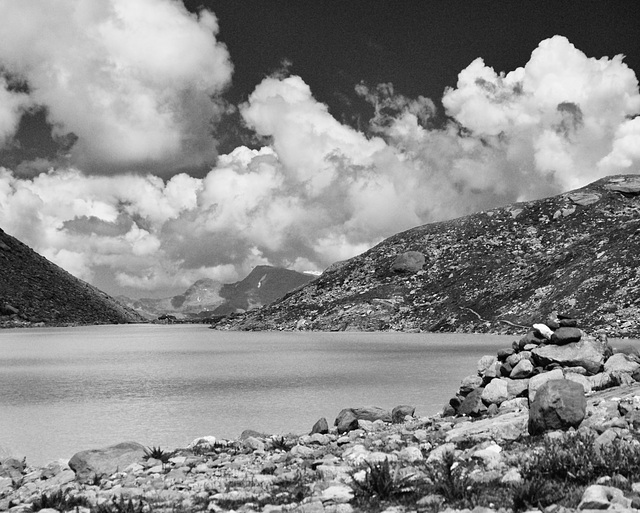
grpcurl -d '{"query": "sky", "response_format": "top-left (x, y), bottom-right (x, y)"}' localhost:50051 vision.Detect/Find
top-left (1, 1), bottom-right (639, 298)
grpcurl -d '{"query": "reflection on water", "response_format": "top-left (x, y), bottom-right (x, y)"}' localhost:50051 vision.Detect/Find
top-left (0, 325), bottom-right (510, 465)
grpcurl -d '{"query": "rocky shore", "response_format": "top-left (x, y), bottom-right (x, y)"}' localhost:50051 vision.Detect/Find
top-left (4, 319), bottom-right (640, 513)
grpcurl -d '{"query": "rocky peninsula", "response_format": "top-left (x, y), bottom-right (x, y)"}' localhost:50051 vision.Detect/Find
top-left (4, 317), bottom-right (640, 513)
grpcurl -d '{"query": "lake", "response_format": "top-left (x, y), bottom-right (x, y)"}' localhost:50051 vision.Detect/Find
top-left (0, 325), bottom-right (512, 465)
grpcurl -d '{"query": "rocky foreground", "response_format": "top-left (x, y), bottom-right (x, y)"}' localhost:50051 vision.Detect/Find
top-left (4, 318), bottom-right (640, 512)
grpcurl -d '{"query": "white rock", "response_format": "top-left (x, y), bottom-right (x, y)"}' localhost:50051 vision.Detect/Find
top-left (533, 323), bottom-right (553, 339)
top-left (481, 379), bottom-right (509, 405)
top-left (397, 446), bottom-right (424, 463)
top-left (320, 484), bottom-right (354, 503)
top-left (188, 436), bottom-right (216, 449)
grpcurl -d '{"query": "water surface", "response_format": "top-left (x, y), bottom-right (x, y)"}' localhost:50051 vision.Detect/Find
top-left (0, 325), bottom-right (511, 465)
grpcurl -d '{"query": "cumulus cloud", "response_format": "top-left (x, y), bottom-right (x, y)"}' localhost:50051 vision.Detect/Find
top-left (0, 35), bottom-right (639, 298)
top-left (0, 0), bottom-right (232, 174)
top-left (0, 76), bottom-right (30, 146)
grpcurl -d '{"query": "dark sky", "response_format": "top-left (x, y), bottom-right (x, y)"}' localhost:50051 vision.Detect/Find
top-left (185, 0), bottom-right (640, 148)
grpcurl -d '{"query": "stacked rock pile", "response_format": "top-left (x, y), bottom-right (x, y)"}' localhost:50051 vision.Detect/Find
top-left (444, 312), bottom-right (640, 421)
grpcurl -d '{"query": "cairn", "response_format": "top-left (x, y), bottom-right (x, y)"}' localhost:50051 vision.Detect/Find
top-left (444, 312), bottom-right (640, 421)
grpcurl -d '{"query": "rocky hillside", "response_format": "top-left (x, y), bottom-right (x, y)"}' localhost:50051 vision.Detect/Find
top-left (0, 228), bottom-right (144, 327)
top-left (118, 266), bottom-right (316, 320)
top-left (217, 175), bottom-right (640, 337)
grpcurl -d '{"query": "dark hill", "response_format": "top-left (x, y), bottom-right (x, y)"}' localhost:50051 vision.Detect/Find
top-left (0, 228), bottom-right (144, 327)
top-left (213, 265), bottom-right (317, 315)
top-left (217, 175), bottom-right (640, 337)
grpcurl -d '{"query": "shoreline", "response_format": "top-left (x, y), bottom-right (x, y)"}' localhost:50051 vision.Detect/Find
top-left (4, 325), bottom-right (640, 512)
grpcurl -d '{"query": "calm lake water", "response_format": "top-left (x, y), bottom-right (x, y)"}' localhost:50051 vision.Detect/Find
top-left (0, 325), bottom-right (512, 465)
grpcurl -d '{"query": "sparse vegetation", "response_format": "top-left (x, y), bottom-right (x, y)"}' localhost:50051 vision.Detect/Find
top-left (30, 489), bottom-right (90, 512)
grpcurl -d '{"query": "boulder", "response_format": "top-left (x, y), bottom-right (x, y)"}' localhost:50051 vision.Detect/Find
top-left (311, 417), bottom-right (329, 435)
top-left (348, 406), bottom-right (392, 423)
top-left (531, 337), bottom-right (608, 375)
top-left (392, 405), bottom-right (415, 423)
top-left (481, 379), bottom-right (509, 405)
top-left (564, 372), bottom-right (592, 394)
top-left (510, 359), bottom-right (534, 379)
top-left (528, 369), bottom-right (564, 402)
top-left (334, 410), bottom-right (359, 434)
top-left (518, 331), bottom-right (545, 349)
top-left (550, 327), bottom-right (582, 345)
top-left (459, 375), bottom-right (483, 395)
top-left (391, 251), bottom-right (425, 273)
top-left (604, 353), bottom-right (640, 374)
top-left (568, 191), bottom-right (601, 206)
top-left (532, 324), bottom-right (553, 340)
top-left (477, 355), bottom-right (497, 376)
top-left (68, 441), bottom-right (146, 483)
top-left (457, 388), bottom-right (487, 417)
top-left (334, 406), bottom-right (390, 433)
top-left (528, 379), bottom-right (587, 435)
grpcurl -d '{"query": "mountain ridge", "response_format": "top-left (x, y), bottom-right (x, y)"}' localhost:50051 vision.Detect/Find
top-left (117, 265), bottom-right (316, 320)
top-left (215, 174), bottom-right (640, 337)
top-left (0, 228), bottom-right (144, 327)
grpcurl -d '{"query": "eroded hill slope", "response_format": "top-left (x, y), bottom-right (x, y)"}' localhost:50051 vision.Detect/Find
top-left (217, 175), bottom-right (640, 337)
top-left (0, 228), bottom-right (144, 327)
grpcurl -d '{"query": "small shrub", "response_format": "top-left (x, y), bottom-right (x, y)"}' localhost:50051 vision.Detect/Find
top-left (351, 458), bottom-right (415, 506)
top-left (30, 490), bottom-right (90, 512)
top-left (426, 450), bottom-right (474, 507)
top-left (91, 497), bottom-right (146, 513)
top-left (143, 446), bottom-right (173, 464)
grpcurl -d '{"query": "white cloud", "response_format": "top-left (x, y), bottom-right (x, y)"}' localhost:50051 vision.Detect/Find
top-left (0, 77), bottom-right (30, 146)
top-left (0, 0), bottom-right (232, 173)
top-left (1, 36), bottom-right (639, 298)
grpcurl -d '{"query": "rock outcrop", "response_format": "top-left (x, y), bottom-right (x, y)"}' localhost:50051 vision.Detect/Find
top-left (0, 228), bottom-right (144, 327)
top-left (217, 175), bottom-right (640, 336)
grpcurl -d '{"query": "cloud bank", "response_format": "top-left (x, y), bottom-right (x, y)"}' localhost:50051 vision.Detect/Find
top-left (1, 33), bottom-right (639, 297)
top-left (0, 0), bottom-right (232, 174)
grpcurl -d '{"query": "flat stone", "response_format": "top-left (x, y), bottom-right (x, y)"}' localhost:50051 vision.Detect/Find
top-left (510, 359), bottom-right (534, 379)
top-left (550, 327), bottom-right (583, 345)
top-left (68, 441), bottom-right (146, 484)
top-left (532, 337), bottom-right (608, 375)
top-left (569, 192), bottom-right (601, 206)
top-left (604, 353), bottom-right (640, 374)
top-left (446, 411), bottom-right (527, 443)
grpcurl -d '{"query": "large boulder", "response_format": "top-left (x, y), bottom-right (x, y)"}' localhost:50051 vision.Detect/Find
top-left (392, 405), bottom-right (415, 423)
top-left (531, 337), bottom-right (608, 375)
top-left (604, 353), bottom-right (640, 375)
top-left (457, 388), bottom-right (487, 417)
top-left (550, 327), bottom-right (582, 345)
top-left (481, 379), bottom-right (509, 405)
top-left (528, 369), bottom-right (564, 402)
top-left (334, 406), bottom-right (391, 433)
top-left (68, 441), bottom-right (146, 483)
top-left (528, 379), bottom-right (587, 435)
top-left (391, 251), bottom-right (425, 273)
